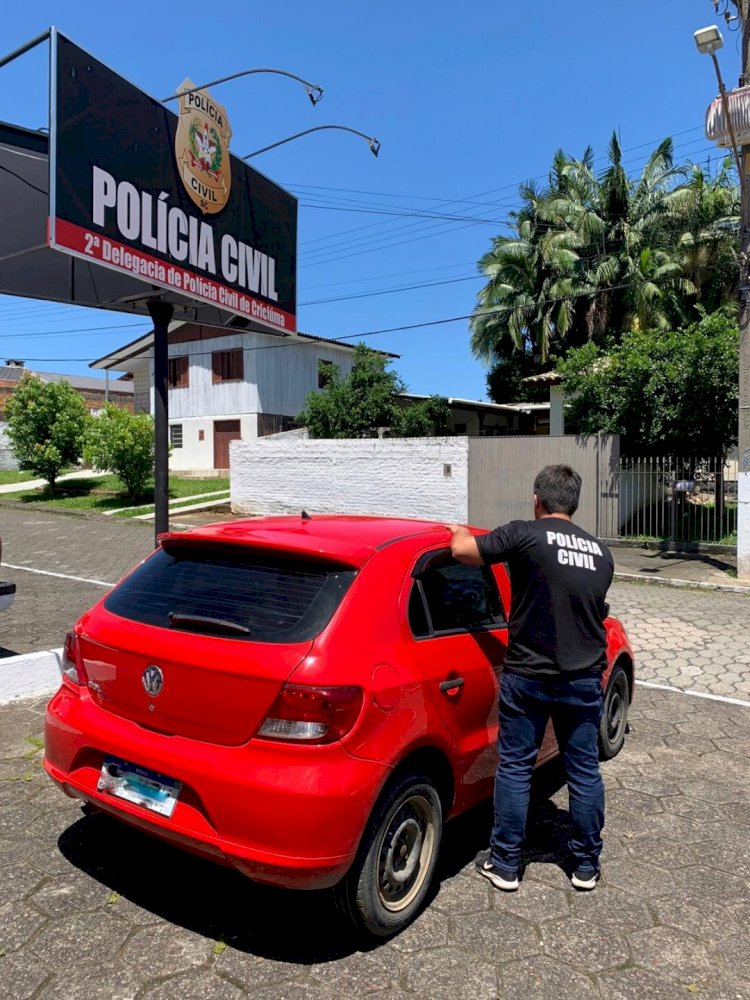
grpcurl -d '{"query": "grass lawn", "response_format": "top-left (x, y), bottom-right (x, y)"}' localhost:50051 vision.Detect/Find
top-left (0, 475), bottom-right (229, 515)
top-left (0, 470), bottom-right (52, 486)
top-left (619, 500), bottom-right (738, 546)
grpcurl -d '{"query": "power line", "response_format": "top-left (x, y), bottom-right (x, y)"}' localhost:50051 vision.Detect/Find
top-left (0, 322), bottom-right (151, 339)
top-left (10, 277), bottom-right (708, 364)
top-left (300, 273), bottom-right (481, 307)
top-left (295, 132), bottom-right (717, 262)
top-left (299, 145), bottom-right (731, 269)
top-left (289, 125), bottom-right (708, 249)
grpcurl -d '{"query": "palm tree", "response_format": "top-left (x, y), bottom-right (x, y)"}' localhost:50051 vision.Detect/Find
top-left (470, 132), bottom-right (726, 366)
top-left (470, 179), bottom-right (577, 364)
top-left (665, 157), bottom-right (739, 311)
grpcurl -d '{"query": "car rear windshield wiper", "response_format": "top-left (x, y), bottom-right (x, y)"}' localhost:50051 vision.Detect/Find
top-left (168, 612), bottom-right (251, 636)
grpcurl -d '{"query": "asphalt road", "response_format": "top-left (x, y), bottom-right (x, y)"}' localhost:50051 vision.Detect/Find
top-left (0, 508), bottom-right (153, 657)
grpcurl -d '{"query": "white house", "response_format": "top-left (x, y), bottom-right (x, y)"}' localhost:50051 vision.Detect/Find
top-left (91, 323), bottom-right (377, 471)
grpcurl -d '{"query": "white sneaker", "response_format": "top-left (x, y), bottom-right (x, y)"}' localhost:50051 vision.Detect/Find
top-left (476, 858), bottom-right (519, 891)
top-left (570, 869), bottom-right (600, 891)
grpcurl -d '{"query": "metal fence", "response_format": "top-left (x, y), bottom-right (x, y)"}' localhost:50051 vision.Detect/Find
top-left (599, 456), bottom-right (738, 546)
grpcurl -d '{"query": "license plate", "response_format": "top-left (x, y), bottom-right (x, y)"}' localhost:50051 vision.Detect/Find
top-left (97, 757), bottom-right (181, 818)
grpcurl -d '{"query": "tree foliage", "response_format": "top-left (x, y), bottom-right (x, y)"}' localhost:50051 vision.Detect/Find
top-left (485, 337), bottom-right (557, 404)
top-left (5, 374), bottom-right (89, 491)
top-left (84, 404), bottom-right (155, 500)
top-left (470, 134), bottom-right (738, 367)
top-left (557, 310), bottom-right (739, 457)
top-left (298, 345), bottom-right (449, 438)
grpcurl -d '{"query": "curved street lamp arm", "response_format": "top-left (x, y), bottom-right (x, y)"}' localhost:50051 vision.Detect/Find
top-left (161, 69), bottom-right (323, 106)
top-left (243, 125), bottom-right (381, 159)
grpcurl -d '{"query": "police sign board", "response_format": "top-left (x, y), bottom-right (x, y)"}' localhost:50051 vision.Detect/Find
top-left (49, 33), bottom-right (297, 332)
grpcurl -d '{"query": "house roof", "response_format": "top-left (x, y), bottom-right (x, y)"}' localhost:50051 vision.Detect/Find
top-left (0, 364), bottom-right (133, 394)
top-left (90, 322), bottom-right (399, 373)
top-left (399, 393), bottom-right (548, 414)
top-left (521, 370), bottom-right (563, 386)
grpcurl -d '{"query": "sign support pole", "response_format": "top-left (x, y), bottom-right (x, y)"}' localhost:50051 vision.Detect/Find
top-left (148, 299), bottom-right (174, 547)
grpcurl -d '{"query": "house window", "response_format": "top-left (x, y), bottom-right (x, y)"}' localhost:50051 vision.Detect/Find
top-left (257, 413), bottom-right (298, 437)
top-left (317, 359), bottom-right (338, 389)
top-left (212, 349), bottom-right (244, 383)
top-left (170, 424), bottom-right (183, 449)
top-left (168, 356), bottom-right (189, 389)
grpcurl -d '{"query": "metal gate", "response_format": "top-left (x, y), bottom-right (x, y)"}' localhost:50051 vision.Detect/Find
top-left (599, 456), bottom-right (738, 545)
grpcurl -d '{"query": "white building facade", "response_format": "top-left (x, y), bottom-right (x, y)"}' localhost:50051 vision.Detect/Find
top-left (93, 323), bottom-right (360, 472)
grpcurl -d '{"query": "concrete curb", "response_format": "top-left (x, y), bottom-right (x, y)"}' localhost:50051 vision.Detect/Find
top-left (613, 571), bottom-right (750, 595)
top-left (0, 648), bottom-right (62, 705)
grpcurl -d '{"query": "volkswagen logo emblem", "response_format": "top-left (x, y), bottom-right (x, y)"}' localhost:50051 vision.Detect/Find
top-left (142, 665), bottom-right (164, 697)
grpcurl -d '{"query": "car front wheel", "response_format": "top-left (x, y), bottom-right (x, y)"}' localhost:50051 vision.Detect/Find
top-left (599, 663), bottom-right (630, 760)
top-left (336, 770), bottom-right (442, 937)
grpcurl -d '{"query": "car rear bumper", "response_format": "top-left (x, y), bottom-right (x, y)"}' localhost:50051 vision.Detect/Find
top-left (44, 685), bottom-right (390, 889)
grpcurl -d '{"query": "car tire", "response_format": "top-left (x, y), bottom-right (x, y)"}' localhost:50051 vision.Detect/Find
top-left (336, 770), bottom-right (442, 938)
top-left (599, 664), bottom-right (630, 760)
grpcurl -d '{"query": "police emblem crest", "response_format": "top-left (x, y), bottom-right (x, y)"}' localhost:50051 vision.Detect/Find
top-left (174, 78), bottom-right (232, 214)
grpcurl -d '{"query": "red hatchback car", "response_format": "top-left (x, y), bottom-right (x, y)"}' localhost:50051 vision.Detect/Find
top-left (45, 515), bottom-right (634, 936)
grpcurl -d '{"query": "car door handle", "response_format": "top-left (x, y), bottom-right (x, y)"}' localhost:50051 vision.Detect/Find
top-left (439, 677), bottom-right (465, 692)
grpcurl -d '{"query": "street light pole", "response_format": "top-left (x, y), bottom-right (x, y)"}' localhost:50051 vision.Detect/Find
top-left (697, 16), bottom-right (750, 577)
top-left (738, 1), bottom-right (750, 579)
top-left (243, 125), bottom-right (381, 160)
top-left (161, 69), bottom-right (323, 106)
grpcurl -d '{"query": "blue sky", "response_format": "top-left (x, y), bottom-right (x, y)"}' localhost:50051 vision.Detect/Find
top-left (0, 0), bottom-right (737, 400)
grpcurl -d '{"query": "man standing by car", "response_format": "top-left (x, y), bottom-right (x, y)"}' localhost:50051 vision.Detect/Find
top-left (448, 464), bottom-right (614, 892)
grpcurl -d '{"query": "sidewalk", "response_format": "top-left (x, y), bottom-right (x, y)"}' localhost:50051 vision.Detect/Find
top-left (0, 469), bottom-right (108, 495)
top-left (611, 544), bottom-right (747, 592)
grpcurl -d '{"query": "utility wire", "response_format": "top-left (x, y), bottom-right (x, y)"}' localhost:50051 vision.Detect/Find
top-left (9, 277), bottom-right (710, 364)
top-left (296, 134), bottom-right (719, 261)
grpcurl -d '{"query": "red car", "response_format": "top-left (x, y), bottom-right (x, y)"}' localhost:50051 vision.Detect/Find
top-left (44, 515), bottom-right (634, 936)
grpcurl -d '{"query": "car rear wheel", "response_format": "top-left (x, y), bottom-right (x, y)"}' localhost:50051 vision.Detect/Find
top-left (599, 664), bottom-right (630, 760)
top-left (336, 771), bottom-right (442, 937)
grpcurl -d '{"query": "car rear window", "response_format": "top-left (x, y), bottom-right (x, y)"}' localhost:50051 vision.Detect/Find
top-left (103, 545), bottom-right (357, 643)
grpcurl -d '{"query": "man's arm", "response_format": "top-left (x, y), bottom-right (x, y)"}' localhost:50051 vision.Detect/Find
top-left (446, 524), bottom-right (484, 565)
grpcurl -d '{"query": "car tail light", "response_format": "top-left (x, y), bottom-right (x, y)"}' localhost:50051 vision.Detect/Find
top-left (257, 684), bottom-right (363, 744)
top-left (60, 632), bottom-right (87, 689)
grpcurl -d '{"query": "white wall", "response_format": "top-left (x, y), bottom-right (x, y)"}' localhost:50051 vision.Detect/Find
top-left (0, 424), bottom-right (18, 470)
top-left (231, 437), bottom-right (470, 522)
top-left (165, 331), bottom-right (356, 421)
top-left (169, 415), bottom-right (256, 471)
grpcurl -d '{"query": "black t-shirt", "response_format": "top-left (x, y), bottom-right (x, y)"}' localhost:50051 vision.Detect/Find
top-left (476, 517), bottom-right (614, 677)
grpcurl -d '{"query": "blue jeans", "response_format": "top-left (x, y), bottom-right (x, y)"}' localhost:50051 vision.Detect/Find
top-left (491, 670), bottom-right (605, 876)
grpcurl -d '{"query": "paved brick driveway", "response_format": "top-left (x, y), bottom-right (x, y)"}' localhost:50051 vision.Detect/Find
top-left (1, 507), bottom-right (749, 998)
top-left (609, 582), bottom-right (750, 702)
top-left (1, 686), bottom-right (748, 1000)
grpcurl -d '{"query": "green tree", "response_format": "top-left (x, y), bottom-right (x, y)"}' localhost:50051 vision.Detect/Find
top-left (557, 310), bottom-right (739, 457)
top-left (470, 135), bottom-right (736, 366)
top-left (400, 395), bottom-right (450, 437)
top-left (298, 345), bottom-right (449, 438)
top-left (485, 337), bottom-right (557, 404)
top-left (84, 404), bottom-right (154, 500)
top-left (6, 373), bottom-right (89, 492)
top-left (665, 159), bottom-right (739, 313)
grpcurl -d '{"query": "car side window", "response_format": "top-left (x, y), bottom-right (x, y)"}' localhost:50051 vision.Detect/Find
top-left (409, 557), bottom-right (506, 638)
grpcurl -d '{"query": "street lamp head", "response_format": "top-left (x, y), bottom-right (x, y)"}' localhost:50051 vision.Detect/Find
top-left (369, 138), bottom-right (381, 157)
top-left (305, 85), bottom-right (324, 106)
top-left (694, 24), bottom-right (724, 55)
